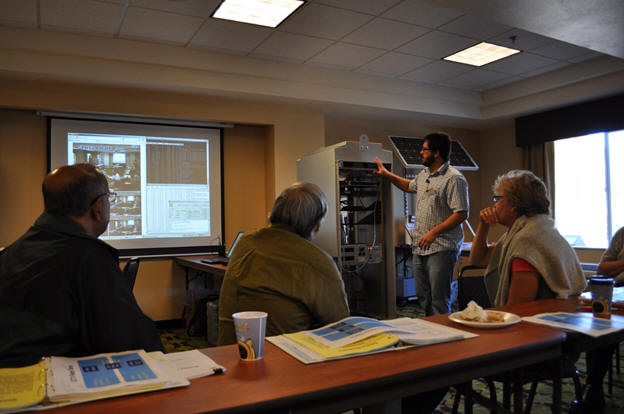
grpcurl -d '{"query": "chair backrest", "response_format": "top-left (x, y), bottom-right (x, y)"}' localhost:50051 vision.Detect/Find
top-left (457, 265), bottom-right (491, 309)
top-left (123, 257), bottom-right (140, 291)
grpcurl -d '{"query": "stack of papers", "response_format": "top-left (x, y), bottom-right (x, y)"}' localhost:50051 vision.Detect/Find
top-left (268, 316), bottom-right (476, 364)
top-left (0, 349), bottom-right (225, 412)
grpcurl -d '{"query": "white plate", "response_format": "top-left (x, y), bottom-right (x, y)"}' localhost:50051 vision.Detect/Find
top-left (448, 310), bottom-right (521, 329)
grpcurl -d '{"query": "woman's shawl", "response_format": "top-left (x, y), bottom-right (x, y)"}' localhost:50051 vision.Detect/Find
top-left (484, 214), bottom-right (587, 306)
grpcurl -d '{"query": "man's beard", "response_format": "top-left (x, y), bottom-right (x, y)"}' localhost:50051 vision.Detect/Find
top-left (422, 154), bottom-right (434, 167)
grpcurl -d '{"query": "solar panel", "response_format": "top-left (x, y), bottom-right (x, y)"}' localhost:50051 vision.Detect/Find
top-left (388, 135), bottom-right (478, 171)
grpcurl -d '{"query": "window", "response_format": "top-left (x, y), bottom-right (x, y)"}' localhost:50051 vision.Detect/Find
top-left (554, 129), bottom-right (624, 248)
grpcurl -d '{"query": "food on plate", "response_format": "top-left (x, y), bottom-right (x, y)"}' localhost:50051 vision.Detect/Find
top-left (485, 311), bottom-right (505, 322)
top-left (460, 300), bottom-right (488, 322)
top-left (459, 301), bottom-right (507, 323)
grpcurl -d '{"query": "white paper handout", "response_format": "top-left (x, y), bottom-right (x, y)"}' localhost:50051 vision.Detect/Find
top-left (148, 349), bottom-right (225, 380)
top-left (300, 316), bottom-right (475, 348)
top-left (523, 312), bottom-right (624, 337)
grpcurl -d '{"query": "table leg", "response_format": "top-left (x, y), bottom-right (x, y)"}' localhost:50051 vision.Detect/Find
top-left (552, 357), bottom-right (562, 414)
top-left (512, 369), bottom-right (523, 414)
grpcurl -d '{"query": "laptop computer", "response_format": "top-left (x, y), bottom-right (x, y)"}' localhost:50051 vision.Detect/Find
top-left (201, 232), bottom-right (244, 265)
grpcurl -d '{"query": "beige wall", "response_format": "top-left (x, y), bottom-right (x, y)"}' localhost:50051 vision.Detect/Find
top-left (0, 76), bottom-right (605, 321)
top-left (0, 76), bottom-right (325, 320)
top-left (0, 109), bottom-right (47, 243)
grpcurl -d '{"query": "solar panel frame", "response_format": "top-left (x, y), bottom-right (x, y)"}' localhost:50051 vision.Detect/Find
top-left (388, 135), bottom-right (478, 171)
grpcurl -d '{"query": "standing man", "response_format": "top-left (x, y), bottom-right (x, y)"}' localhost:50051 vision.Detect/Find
top-left (375, 132), bottom-right (468, 315)
top-left (0, 164), bottom-right (163, 367)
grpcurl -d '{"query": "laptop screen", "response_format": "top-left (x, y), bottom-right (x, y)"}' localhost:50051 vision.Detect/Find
top-left (226, 232), bottom-right (244, 258)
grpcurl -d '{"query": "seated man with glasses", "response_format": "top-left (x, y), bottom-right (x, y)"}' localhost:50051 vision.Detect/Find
top-left (0, 163), bottom-right (163, 367)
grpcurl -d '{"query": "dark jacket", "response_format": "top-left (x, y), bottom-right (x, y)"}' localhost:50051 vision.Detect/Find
top-left (0, 212), bottom-right (163, 367)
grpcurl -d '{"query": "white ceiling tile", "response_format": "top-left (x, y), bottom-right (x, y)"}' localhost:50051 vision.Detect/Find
top-left (484, 52), bottom-right (558, 75)
top-left (278, 3), bottom-right (372, 40)
top-left (400, 60), bottom-right (472, 82)
top-left (129, 0), bottom-right (221, 18)
top-left (0, 0), bottom-right (37, 27)
top-left (357, 52), bottom-right (431, 77)
top-left (189, 18), bottom-right (272, 54)
top-left (40, 0), bottom-right (125, 35)
top-left (397, 30), bottom-right (476, 59)
top-left (531, 40), bottom-right (593, 61)
top-left (120, 7), bottom-right (204, 44)
top-left (474, 75), bottom-right (523, 91)
top-left (568, 51), bottom-right (603, 63)
top-left (487, 29), bottom-right (554, 52)
top-left (307, 42), bottom-right (385, 69)
top-left (251, 31), bottom-right (333, 63)
top-left (342, 18), bottom-right (428, 50)
top-left (518, 61), bottom-right (571, 78)
top-left (311, 0), bottom-right (401, 16)
top-left (438, 14), bottom-right (510, 40)
top-left (440, 69), bottom-right (511, 89)
top-left (382, 0), bottom-right (463, 29)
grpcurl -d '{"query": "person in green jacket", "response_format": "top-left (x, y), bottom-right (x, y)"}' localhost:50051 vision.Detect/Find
top-left (217, 182), bottom-right (349, 345)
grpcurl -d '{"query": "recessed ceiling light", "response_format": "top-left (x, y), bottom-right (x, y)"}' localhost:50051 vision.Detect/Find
top-left (443, 42), bottom-right (520, 67)
top-left (212, 0), bottom-right (305, 28)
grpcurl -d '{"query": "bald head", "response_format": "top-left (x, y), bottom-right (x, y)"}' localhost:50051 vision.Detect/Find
top-left (43, 164), bottom-right (109, 218)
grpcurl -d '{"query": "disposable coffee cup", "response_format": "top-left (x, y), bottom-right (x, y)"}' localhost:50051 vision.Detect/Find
top-left (589, 276), bottom-right (614, 319)
top-left (232, 311), bottom-right (267, 361)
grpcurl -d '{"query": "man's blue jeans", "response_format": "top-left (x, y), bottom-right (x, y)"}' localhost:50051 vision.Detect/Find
top-left (412, 250), bottom-right (459, 316)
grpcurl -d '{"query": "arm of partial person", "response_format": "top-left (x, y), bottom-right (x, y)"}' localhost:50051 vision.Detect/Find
top-left (418, 211), bottom-right (467, 249)
top-left (468, 207), bottom-right (497, 266)
top-left (596, 258), bottom-right (624, 278)
top-left (373, 157), bottom-right (412, 192)
top-left (506, 271), bottom-right (540, 305)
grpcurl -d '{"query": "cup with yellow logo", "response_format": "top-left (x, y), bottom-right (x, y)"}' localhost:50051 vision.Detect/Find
top-left (232, 311), bottom-right (267, 361)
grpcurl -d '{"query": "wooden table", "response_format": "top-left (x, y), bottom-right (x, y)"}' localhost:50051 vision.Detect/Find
top-left (175, 255), bottom-right (227, 279)
top-left (44, 307), bottom-right (567, 414)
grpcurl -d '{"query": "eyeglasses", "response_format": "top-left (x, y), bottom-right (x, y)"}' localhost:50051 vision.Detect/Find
top-left (89, 192), bottom-right (117, 206)
top-left (421, 147), bottom-right (434, 152)
top-left (492, 195), bottom-right (505, 203)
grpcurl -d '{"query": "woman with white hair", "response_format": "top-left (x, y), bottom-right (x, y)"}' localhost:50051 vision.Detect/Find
top-left (469, 170), bottom-right (614, 413)
top-left (469, 169), bottom-right (586, 305)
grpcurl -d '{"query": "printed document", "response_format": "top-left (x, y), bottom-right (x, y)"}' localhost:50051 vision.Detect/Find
top-left (523, 312), bottom-right (624, 337)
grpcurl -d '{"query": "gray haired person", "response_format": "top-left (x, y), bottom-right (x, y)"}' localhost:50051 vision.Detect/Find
top-left (218, 182), bottom-right (349, 345)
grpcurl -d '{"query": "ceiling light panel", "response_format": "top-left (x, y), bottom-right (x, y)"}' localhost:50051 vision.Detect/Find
top-left (444, 42), bottom-right (520, 66)
top-left (213, 0), bottom-right (304, 28)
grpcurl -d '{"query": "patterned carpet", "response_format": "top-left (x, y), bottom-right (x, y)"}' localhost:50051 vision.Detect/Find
top-left (160, 301), bottom-right (624, 413)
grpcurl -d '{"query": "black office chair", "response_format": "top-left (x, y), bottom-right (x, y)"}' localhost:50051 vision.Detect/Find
top-left (123, 257), bottom-right (140, 291)
top-left (457, 265), bottom-right (491, 309)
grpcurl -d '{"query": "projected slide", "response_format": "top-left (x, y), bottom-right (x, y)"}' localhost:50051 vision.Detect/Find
top-left (68, 133), bottom-right (211, 240)
top-left (50, 118), bottom-right (223, 254)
